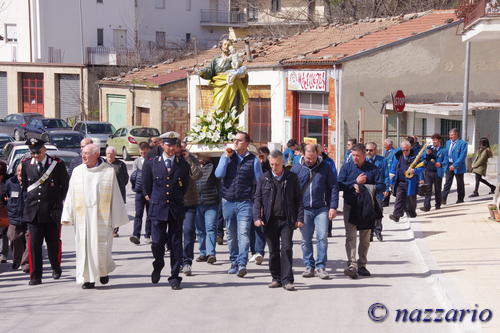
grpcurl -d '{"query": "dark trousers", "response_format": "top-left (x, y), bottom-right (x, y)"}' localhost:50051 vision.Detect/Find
top-left (382, 192), bottom-right (391, 207)
top-left (442, 170), bottom-right (465, 202)
top-left (0, 226), bottom-right (8, 257)
top-left (373, 197), bottom-right (384, 233)
top-left (151, 213), bottom-right (183, 284)
top-left (7, 225), bottom-right (29, 269)
top-left (133, 193), bottom-right (151, 238)
top-left (216, 205), bottom-right (224, 238)
top-left (424, 171), bottom-right (442, 210)
top-left (28, 222), bottom-right (61, 280)
top-left (474, 173), bottom-right (494, 193)
top-left (182, 207), bottom-right (197, 265)
top-left (250, 222), bottom-right (266, 256)
top-left (264, 218), bottom-right (294, 284)
top-left (393, 181), bottom-right (417, 218)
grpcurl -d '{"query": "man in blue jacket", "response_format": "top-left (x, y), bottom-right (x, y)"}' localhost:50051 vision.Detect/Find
top-left (389, 140), bottom-right (424, 222)
top-left (365, 142), bottom-right (387, 241)
top-left (382, 139), bottom-right (396, 207)
top-left (291, 144), bottom-right (338, 280)
top-left (420, 133), bottom-right (447, 212)
top-left (338, 144), bottom-right (385, 278)
top-left (441, 128), bottom-right (468, 204)
top-left (215, 131), bottom-right (263, 278)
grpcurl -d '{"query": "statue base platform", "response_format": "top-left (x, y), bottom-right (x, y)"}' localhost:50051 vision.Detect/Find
top-left (187, 143), bottom-right (233, 157)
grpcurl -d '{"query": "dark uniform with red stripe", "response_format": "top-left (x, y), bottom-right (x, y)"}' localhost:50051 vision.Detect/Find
top-left (22, 152), bottom-right (69, 284)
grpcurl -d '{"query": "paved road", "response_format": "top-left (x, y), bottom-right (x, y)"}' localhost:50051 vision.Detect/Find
top-left (0, 166), bottom-right (487, 333)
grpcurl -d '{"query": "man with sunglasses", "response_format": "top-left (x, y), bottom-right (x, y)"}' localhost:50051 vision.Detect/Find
top-left (365, 142), bottom-right (388, 241)
top-left (215, 131), bottom-right (263, 277)
top-left (389, 140), bottom-right (424, 223)
top-left (21, 138), bottom-right (69, 285)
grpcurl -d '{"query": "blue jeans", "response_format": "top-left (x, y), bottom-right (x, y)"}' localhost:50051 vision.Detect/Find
top-left (300, 207), bottom-right (329, 270)
top-left (249, 223), bottom-right (266, 256)
top-left (222, 199), bottom-right (252, 267)
top-left (182, 207), bottom-right (197, 266)
top-left (216, 204), bottom-right (225, 238)
top-left (195, 204), bottom-right (218, 257)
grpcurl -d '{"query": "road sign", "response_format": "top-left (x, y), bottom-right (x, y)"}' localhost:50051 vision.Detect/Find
top-left (392, 90), bottom-right (406, 113)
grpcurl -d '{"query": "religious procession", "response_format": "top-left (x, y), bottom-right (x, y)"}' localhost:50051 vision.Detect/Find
top-left (0, 35), bottom-right (495, 293)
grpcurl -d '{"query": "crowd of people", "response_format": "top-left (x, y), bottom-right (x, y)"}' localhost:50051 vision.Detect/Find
top-left (0, 127), bottom-right (494, 291)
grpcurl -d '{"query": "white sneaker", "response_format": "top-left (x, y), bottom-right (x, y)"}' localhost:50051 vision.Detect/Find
top-left (249, 254), bottom-right (258, 263)
top-left (144, 237), bottom-right (152, 244)
top-left (255, 254), bottom-right (264, 265)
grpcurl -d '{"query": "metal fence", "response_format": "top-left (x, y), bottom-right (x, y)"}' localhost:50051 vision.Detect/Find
top-left (200, 9), bottom-right (248, 25)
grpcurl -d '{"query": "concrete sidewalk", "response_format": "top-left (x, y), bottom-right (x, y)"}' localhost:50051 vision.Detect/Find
top-left (411, 193), bottom-right (500, 332)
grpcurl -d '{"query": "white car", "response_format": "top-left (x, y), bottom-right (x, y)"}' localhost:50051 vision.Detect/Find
top-left (3, 141), bottom-right (58, 175)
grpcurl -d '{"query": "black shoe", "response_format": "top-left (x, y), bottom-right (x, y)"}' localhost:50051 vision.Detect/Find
top-left (207, 255), bottom-right (217, 264)
top-left (151, 269), bottom-right (161, 284)
top-left (129, 236), bottom-right (140, 245)
top-left (52, 268), bottom-right (62, 280)
top-left (357, 266), bottom-right (371, 276)
top-left (469, 192), bottom-right (479, 198)
top-left (435, 206), bottom-right (441, 210)
top-left (456, 200), bottom-right (464, 204)
top-left (216, 236), bottom-right (223, 245)
top-left (171, 281), bottom-right (182, 290)
top-left (343, 266), bottom-right (358, 279)
top-left (196, 255), bottom-right (208, 262)
top-left (29, 279), bottom-right (42, 286)
top-left (100, 276), bottom-right (109, 285)
top-left (490, 186), bottom-right (496, 194)
top-left (12, 262), bottom-right (20, 270)
top-left (375, 231), bottom-right (383, 242)
top-left (420, 207), bottom-right (430, 212)
top-left (82, 282), bottom-right (95, 289)
top-left (327, 231), bottom-right (333, 238)
top-left (389, 214), bottom-right (400, 223)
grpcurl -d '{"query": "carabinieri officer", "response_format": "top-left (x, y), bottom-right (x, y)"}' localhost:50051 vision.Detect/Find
top-left (142, 133), bottom-right (190, 290)
top-left (21, 138), bottom-right (69, 286)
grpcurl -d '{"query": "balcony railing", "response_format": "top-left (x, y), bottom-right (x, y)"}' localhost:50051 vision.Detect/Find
top-left (459, 0), bottom-right (500, 30)
top-left (86, 47), bottom-right (137, 66)
top-left (200, 9), bottom-right (249, 26)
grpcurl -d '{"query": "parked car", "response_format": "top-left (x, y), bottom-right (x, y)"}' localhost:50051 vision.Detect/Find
top-left (0, 113), bottom-right (44, 140)
top-left (73, 121), bottom-right (116, 154)
top-left (3, 142), bottom-right (58, 175)
top-left (9, 150), bottom-right (78, 178)
top-left (41, 130), bottom-right (84, 154)
top-left (107, 126), bottom-right (160, 160)
top-left (0, 134), bottom-right (14, 155)
top-left (24, 118), bottom-right (71, 140)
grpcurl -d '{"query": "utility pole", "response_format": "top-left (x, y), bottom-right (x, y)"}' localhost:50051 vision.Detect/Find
top-left (462, 41), bottom-right (471, 142)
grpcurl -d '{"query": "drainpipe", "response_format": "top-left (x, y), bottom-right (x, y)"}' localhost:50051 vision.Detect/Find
top-left (28, 0), bottom-right (33, 62)
top-left (79, 0), bottom-right (85, 63)
top-left (462, 41), bottom-right (471, 143)
top-left (129, 86), bottom-right (135, 125)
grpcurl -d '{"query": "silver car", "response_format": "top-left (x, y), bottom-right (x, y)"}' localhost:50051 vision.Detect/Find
top-left (73, 121), bottom-right (116, 154)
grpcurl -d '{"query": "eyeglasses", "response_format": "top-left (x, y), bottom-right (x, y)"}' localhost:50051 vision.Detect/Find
top-left (402, 149), bottom-right (410, 152)
top-left (366, 149), bottom-right (375, 152)
top-left (31, 151), bottom-right (42, 155)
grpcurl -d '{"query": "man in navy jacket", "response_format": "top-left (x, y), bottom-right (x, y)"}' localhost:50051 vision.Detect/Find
top-left (441, 128), bottom-right (468, 204)
top-left (420, 133), bottom-right (447, 211)
top-left (291, 144), bottom-right (338, 280)
top-left (142, 136), bottom-right (190, 290)
top-left (338, 143), bottom-right (385, 279)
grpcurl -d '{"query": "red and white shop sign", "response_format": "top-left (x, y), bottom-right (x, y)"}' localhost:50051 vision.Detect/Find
top-left (287, 70), bottom-right (327, 92)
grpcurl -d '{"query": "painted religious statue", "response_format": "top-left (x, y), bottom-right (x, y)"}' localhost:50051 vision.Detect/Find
top-left (189, 39), bottom-right (249, 144)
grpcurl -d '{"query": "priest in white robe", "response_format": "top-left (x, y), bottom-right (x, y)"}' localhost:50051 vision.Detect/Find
top-left (62, 144), bottom-right (129, 289)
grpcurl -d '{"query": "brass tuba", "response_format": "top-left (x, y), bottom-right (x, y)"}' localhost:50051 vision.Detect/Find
top-left (404, 144), bottom-right (427, 178)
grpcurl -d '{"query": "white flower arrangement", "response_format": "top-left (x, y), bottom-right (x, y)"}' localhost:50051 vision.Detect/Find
top-left (188, 106), bottom-right (241, 144)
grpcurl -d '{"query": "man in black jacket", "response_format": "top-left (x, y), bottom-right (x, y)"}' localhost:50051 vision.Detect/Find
top-left (21, 138), bottom-right (69, 285)
top-left (253, 150), bottom-right (304, 291)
